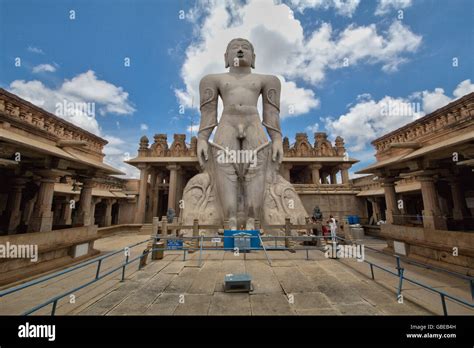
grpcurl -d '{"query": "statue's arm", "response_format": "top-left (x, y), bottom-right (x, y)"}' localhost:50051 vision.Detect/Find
top-left (197, 75), bottom-right (219, 166)
top-left (198, 75), bottom-right (219, 141)
top-left (262, 75), bottom-right (283, 163)
top-left (262, 75), bottom-right (282, 142)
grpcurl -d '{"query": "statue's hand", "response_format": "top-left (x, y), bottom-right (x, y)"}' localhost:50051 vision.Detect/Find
top-left (272, 139), bottom-right (283, 164)
top-left (197, 138), bottom-right (209, 167)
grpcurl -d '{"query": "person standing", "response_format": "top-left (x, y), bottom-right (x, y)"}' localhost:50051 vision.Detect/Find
top-left (328, 215), bottom-right (337, 242)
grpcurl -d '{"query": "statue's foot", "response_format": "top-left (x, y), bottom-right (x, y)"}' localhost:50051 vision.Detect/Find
top-left (229, 217), bottom-right (237, 231)
top-left (245, 218), bottom-right (255, 230)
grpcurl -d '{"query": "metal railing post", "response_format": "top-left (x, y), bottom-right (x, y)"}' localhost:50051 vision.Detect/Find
top-left (397, 268), bottom-right (404, 299)
top-left (395, 256), bottom-right (402, 277)
top-left (198, 235), bottom-right (204, 268)
top-left (95, 259), bottom-right (102, 280)
top-left (121, 254), bottom-right (129, 282)
top-left (51, 300), bottom-right (58, 316)
top-left (440, 293), bottom-right (448, 316)
top-left (470, 279), bottom-right (474, 301)
top-left (369, 263), bottom-right (375, 280)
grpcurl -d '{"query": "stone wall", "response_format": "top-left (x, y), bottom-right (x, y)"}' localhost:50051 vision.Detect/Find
top-left (0, 225), bottom-right (99, 285)
top-left (299, 193), bottom-right (367, 222)
top-left (118, 201), bottom-right (137, 224)
top-left (381, 224), bottom-right (474, 275)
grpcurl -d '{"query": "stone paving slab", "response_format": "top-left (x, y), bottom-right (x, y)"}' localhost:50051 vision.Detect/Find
top-left (187, 262), bottom-right (220, 294)
top-left (250, 293), bottom-right (296, 315)
top-left (145, 293), bottom-right (180, 315)
top-left (6, 232), bottom-right (439, 317)
top-left (244, 260), bottom-right (282, 294)
top-left (272, 267), bottom-right (315, 293)
top-left (209, 292), bottom-right (251, 315)
top-left (173, 294), bottom-right (212, 315)
top-left (164, 267), bottom-right (200, 294)
top-left (290, 292), bottom-right (333, 311)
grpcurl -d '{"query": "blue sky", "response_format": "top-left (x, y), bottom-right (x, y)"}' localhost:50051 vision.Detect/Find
top-left (1, 0), bottom-right (473, 177)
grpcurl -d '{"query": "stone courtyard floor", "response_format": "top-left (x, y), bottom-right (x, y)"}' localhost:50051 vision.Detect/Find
top-left (1, 232), bottom-right (472, 316)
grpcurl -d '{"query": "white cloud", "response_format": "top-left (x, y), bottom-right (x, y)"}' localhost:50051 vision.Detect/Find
top-left (323, 79), bottom-right (473, 153)
top-left (103, 135), bottom-right (139, 178)
top-left (27, 46), bottom-right (44, 54)
top-left (32, 64), bottom-right (56, 73)
top-left (290, 0), bottom-right (361, 17)
top-left (306, 123), bottom-right (319, 133)
top-left (375, 0), bottom-right (412, 15)
top-left (453, 79), bottom-right (474, 98)
top-left (140, 123), bottom-right (149, 131)
top-left (176, 0), bottom-right (421, 119)
top-left (8, 70), bottom-right (135, 136)
top-left (420, 88), bottom-right (452, 114)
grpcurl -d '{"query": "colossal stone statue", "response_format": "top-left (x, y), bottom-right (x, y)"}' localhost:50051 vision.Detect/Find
top-left (181, 38), bottom-right (307, 230)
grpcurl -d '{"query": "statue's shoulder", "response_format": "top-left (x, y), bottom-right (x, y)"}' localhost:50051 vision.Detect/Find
top-left (258, 74), bottom-right (281, 89)
top-left (200, 73), bottom-right (224, 85)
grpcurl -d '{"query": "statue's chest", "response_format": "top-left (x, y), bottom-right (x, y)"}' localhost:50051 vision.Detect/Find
top-left (220, 79), bottom-right (262, 94)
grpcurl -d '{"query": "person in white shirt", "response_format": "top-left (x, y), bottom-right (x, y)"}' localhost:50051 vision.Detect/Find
top-left (328, 215), bottom-right (337, 242)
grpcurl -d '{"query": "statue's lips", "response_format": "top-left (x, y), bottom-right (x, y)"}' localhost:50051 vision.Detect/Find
top-left (236, 52), bottom-right (244, 58)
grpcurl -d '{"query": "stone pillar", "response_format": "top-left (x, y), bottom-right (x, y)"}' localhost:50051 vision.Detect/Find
top-left (280, 163), bottom-right (292, 182)
top-left (448, 179), bottom-right (467, 220)
top-left (381, 178), bottom-right (399, 224)
top-left (320, 172), bottom-right (328, 184)
top-left (176, 168), bottom-right (186, 214)
top-left (418, 176), bottom-right (446, 230)
top-left (28, 172), bottom-right (59, 233)
top-left (58, 197), bottom-right (73, 225)
top-left (167, 164), bottom-right (180, 211)
top-left (340, 163), bottom-right (351, 185)
top-left (370, 198), bottom-right (381, 222)
top-left (330, 170), bottom-right (337, 185)
top-left (310, 164), bottom-right (321, 185)
top-left (135, 164), bottom-right (149, 223)
top-left (152, 171), bottom-right (163, 218)
top-left (7, 178), bottom-right (27, 234)
top-left (73, 178), bottom-right (94, 227)
top-left (90, 197), bottom-right (101, 226)
top-left (146, 168), bottom-right (157, 222)
top-left (104, 199), bottom-right (116, 227)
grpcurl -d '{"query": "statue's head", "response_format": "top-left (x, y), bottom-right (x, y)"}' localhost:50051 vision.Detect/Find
top-left (225, 38), bottom-right (255, 69)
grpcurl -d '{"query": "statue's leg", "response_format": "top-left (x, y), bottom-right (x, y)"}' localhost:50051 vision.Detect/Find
top-left (242, 131), bottom-right (270, 230)
top-left (212, 126), bottom-right (240, 230)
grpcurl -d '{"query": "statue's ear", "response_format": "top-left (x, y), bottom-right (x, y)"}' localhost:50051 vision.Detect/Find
top-left (224, 53), bottom-right (229, 68)
top-left (251, 53), bottom-right (256, 69)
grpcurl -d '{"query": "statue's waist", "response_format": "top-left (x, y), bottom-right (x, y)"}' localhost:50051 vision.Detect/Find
top-left (222, 104), bottom-right (259, 115)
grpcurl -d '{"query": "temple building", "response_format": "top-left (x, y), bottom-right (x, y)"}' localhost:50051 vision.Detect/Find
top-left (356, 92), bottom-right (474, 274)
top-left (126, 132), bottom-right (362, 224)
top-left (0, 89), bottom-right (136, 284)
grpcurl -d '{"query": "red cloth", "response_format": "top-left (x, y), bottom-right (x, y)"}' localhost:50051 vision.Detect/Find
top-left (322, 225), bottom-right (329, 236)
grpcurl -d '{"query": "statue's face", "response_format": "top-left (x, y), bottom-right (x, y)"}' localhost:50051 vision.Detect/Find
top-left (225, 39), bottom-right (255, 69)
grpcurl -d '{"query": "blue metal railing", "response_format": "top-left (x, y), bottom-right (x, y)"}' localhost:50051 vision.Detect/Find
top-left (2, 231), bottom-right (472, 316)
top-left (335, 236), bottom-right (474, 315)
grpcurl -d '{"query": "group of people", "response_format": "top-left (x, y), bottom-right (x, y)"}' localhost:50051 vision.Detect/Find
top-left (311, 207), bottom-right (338, 243)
